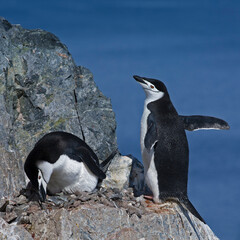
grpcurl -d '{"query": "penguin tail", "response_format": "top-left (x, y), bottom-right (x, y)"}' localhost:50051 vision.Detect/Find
top-left (180, 198), bottom-right (206, 224)
top-left (100, 149), bottom-right (118, 173)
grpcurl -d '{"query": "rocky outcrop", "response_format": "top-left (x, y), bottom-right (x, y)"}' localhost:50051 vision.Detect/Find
top-left (0, 17), bottom-right (117, 199)
top-left (0, 18), bottom-right (219, 239)
top-left (0, 189), bottom-right (219, 240)
top-left (0, 217), bottom-right (33, 240)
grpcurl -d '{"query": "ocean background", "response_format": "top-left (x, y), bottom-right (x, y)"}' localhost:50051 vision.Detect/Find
top-left (2, 1), bottom-right (240, 239)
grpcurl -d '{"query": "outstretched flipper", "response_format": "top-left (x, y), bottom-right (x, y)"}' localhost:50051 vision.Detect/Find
top-left (180, 115), bottom-right (230, 131)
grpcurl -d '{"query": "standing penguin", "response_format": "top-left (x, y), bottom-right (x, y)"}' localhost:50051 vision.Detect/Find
top-left (24, 131), bottom-right (115, 202)
top-left (134, 75), bottom-right (229, 223)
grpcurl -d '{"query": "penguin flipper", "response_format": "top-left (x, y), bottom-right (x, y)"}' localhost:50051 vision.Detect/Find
top-left (180, 115), bottom-right (230, 131)
top-left (66, 147), bottom-right (106, 180)
top-left (144, 113), bottom-right (158, 150)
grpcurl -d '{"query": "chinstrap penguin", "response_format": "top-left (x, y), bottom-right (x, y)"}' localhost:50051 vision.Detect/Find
top-left (24, 131), bottom-right (116, 202)
top-left (134, 75), bottom-right (229, 223)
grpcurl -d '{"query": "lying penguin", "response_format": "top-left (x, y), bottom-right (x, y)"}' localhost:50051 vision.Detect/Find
top-left (134, 75), bottom-right (229, 223)
top-left (24, 131), bottom-right (115, 202)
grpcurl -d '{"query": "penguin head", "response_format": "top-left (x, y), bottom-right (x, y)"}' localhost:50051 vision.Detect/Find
top-left (37, 169), bottom-right (47, 201)
top-left (133, 75), bottom-right (169, 100)
top-left (25, 167), bottom-right (47, 202)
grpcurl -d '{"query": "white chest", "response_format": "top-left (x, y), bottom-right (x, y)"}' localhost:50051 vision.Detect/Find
top-left (140, 92), bottom-right (164, 200)
top-left (140, 101), bottom-right (151, 154)
top-left (140, 118), bottom-right (159, 200)
top-left (140, 91), bottom-right (163, 153)
top-left (37, 155), bottom-right (98, 195)
top-left (140, 96), bottom-right (157, 169)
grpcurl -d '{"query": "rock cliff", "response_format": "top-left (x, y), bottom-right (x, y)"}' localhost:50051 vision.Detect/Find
top-left (0, 18), bottom-right (219, 240)
top-left (0, 17), bottom-right (117, 198)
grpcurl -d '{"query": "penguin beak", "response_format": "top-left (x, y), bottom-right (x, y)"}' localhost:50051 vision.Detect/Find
top-left (26, 182), bottom-right (46, 202)
top-left (133, 75), bottom-right (147, 85)
top-left (39, 183), bottom-right (47, 202)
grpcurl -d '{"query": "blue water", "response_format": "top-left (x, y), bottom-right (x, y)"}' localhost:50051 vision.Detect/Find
top-left (2, 1), bottom-right (240, 239)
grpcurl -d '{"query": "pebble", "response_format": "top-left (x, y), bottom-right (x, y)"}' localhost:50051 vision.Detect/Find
top-left (3, 211), bottom-right (17, 223)
top-left (15, 195), bottom-right (28, 205)
top-left (1, 187), bottom-right (154, 226)
top-left (0, 199), bottom-right (9, 212)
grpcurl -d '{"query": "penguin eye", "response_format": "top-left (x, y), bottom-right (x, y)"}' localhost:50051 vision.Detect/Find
top-left (38, 175), bottom-right (41, 179)
top-left (150, 85), bottom-right (154, 89)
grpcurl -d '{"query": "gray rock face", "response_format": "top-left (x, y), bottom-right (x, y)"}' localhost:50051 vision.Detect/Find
top-left (0, 217), bottom-right (33, 240)
top-left (0, 17), bottom-right (117, 198)
top-left (28, 205), bottom-right (215, 240)
top-left (102, 155), bottom-right (133, 190)
top-left (128, 154), bottom-right (152, 197)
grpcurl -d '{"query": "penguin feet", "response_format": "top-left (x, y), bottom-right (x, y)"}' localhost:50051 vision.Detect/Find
top-left (144, 195), bottom-right (172, 208)
top-left (143, 195), bottom-right (161, 203)
top-left (143, 195), bottom-right (154, 201)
